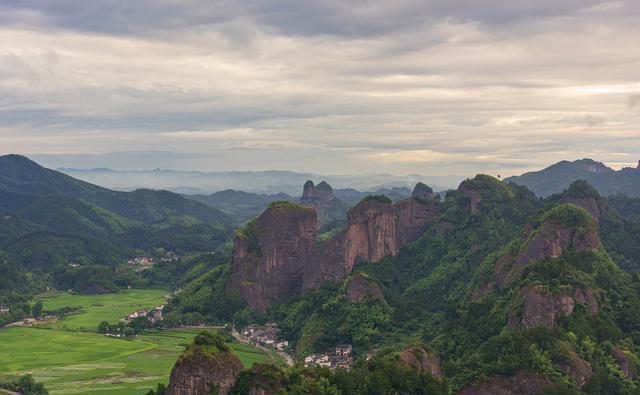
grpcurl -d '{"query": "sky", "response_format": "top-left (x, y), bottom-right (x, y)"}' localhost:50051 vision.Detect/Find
top-left (1, 0), bottom-right (639, 177)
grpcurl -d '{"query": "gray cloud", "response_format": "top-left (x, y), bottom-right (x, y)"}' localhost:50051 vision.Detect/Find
top-left (1, 0), bottom-right (639, 176)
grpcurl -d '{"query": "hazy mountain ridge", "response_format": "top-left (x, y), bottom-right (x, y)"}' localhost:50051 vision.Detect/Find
top-left (505, 158), bottom-right (640, 198)
top-left (59, 167), bottom-right (463, 195)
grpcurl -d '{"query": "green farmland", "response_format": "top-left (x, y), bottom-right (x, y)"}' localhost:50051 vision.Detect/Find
top-left (36, 289), bottom-right (169, 330)
top-left (0, 291), bottom-right (275, 394)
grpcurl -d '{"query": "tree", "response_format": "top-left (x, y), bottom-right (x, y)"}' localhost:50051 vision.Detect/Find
top-left (32, 301), bottom-right (43, 318)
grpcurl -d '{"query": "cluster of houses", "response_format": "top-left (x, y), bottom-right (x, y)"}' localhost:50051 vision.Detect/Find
top-left (0, 305), bottom-right (10, 314)
top-left (304, 344), bottom-right (353, 370)
top-left (160, 251), bottom-right (180, 263)
top-left (122, 305), bottom-right (165, 323)
top-left (241, 322), bottom-right (289, 352)
top-left (127, 256), bottom-right (155, 267)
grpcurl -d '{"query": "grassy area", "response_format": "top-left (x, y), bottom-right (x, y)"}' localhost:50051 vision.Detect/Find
top-left (36, 289), bottom-right (168, 331)
top-left (1, 291), bottom-right (277, 394)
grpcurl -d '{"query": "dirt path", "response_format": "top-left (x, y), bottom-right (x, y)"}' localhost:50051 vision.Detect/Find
top-left (232, 328), bottom-right (294, 366)
top-left (0, 388), bottom-right (20, 395)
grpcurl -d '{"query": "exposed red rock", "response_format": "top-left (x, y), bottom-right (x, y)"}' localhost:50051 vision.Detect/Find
top-left (394, 196), bottom-right (441, 246)
top-left (399, 344), bottom-right (442, 377)
top-left (511, 286), bottom-right (598, 329)
top-left (345, 273), bottom-right (384, 303)
top-left (167, 333), bottom-right (243, 395)
top-left (229, 191), bottom-right (443, 309)
top-left (226, 202), bottom-right (317, 311)
top-left (612, 348), bottom-right (637, 379)
top-left (458, 371), bottom-right (552, 395)
top-left (561, 350), bottom-right (593, 388)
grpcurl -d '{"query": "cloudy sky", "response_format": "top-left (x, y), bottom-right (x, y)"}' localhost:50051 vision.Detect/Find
top-left (1, 0), bottom-right (639, 176)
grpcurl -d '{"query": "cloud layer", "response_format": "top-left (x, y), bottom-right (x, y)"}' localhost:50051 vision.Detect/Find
top-left (1, 0), bottom-right (639, 175)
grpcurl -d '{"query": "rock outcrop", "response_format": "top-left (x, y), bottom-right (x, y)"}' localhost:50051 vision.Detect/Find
top-left (399, 344), bottom-right (442, 377)
top-left (167, 332), bottom-right (244, 395)
top-left (394, 195), bottom-right (441, 246)
top-left (509, 286), bottom-right (598, 330)
top-left (561, 350), bottom-right (593, 388)
top-left (300, 180), bottom-right (338, 226)
top-left (345, 273), bottom-right (384, 303)
top-left (478, 204), bottom-right (600, 298)
top-left (226, 202), bottom-right (317, 311)
top-left (612, 348), bottom-right (637, 379)
top-left (229, 183), bottom-right (443, 310)
top-left (411, 182), bottom-right (434, 198)
top-left (459, 371), bottom-right (552, 395)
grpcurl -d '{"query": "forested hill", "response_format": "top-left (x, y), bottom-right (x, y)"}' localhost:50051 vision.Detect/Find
top-left (0, 154), bottom-right (231, 225)
top-left (0, 154), bottom-right (234, 303)
top-left (167, 176), bottom-right (640, 393)
top-left (505, 158), bottom-right (640, 197)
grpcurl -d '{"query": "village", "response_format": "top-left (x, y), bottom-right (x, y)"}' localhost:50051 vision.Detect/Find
top-left (126, 251), bottom-right (180, 271)
top-left (239, 323), bottom-right (353, 370)
top-left (303, 344), bottom-right (354, 370)
top-left (121, 304), bottom-right (165, 324)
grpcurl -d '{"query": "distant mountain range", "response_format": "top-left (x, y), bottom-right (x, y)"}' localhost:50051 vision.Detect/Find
top-left (505, 158), bottom-right (640, 197)
top-left (58, 167), bottom-right (464, 195)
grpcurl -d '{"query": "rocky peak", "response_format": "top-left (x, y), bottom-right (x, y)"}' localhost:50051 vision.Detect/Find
top-left (226, 201), bottom-right (317, 311)
top-left (411, 182), bottom-right (434, 198)
top-left (300, 180), bottom-right (337, 226)
top-left (167, 332), bottom-right (243, 395)
top-left (301, 180), bottom-right (335, 202)
top-left (556, 180), bottom-right (607, 221)
top-left (477, 203), bottom-right (600, 297)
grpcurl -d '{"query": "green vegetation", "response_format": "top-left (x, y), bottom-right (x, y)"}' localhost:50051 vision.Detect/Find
top-left (543, 203), bottom-right (597, 228)
top-left (267, 200), bottom-right (314, 212)
top-left (0, 291), bottom-right (273, 395)
top-left (35, 289), bottom-right (168, 330)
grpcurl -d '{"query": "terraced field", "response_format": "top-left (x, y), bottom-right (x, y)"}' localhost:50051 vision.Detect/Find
top-left (0, 291), bottom-right (275, 394)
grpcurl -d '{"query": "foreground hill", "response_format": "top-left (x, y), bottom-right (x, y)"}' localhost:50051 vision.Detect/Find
top-left (505, 158), bottom-right (640, 197)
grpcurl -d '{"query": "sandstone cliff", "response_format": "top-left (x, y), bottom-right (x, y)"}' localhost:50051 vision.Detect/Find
top-left (167, 332), bottom-right (244, 395)
top-left (226, 201), bottom-right (317, 311)
top-left (229, 183), bottom-right (442, 310)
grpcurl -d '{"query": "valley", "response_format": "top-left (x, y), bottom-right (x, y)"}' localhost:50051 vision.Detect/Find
top-left (0, 291), bottom-right (276, 395)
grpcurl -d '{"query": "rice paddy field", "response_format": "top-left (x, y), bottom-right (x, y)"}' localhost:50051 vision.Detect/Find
top-left (0, 290), bottom-right (275, 395)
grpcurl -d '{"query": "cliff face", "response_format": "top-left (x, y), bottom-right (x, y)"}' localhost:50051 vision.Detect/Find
top-left (229, 184), bottom-right (442, 310)
top-left (343, 198), bottom-right (399, 270)
top-left (394, 197), bottom-right (441, 246)
top-left (167, 332), bottom-right (244, 395)
top-left (226, 202), bottom-right (317, 311)
top-left (411, 182), bottom-right (434, 198)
